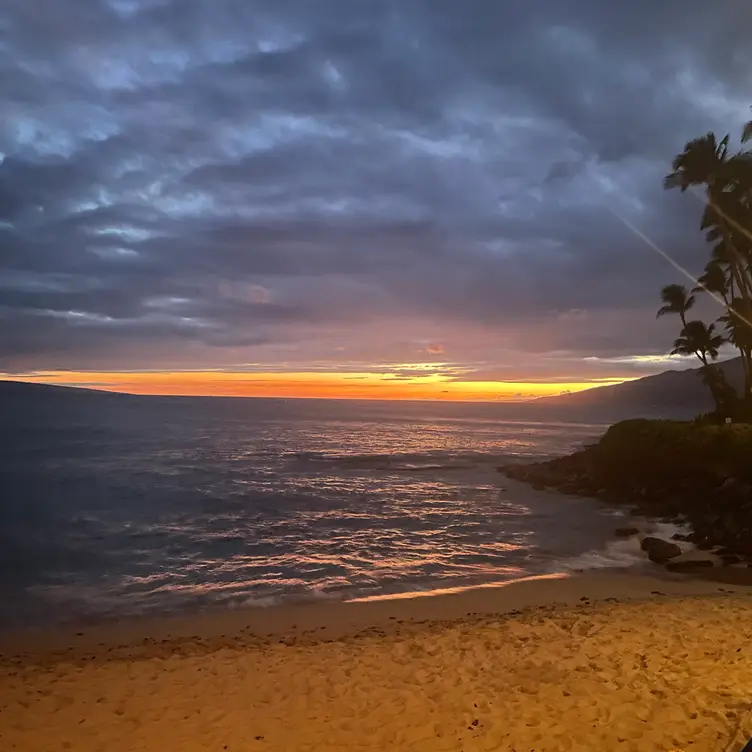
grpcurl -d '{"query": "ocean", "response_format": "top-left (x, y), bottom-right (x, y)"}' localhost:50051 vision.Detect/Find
top-left (0, 391), bottom-right (669, 630)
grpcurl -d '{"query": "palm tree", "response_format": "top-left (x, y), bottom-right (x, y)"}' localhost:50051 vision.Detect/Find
top-left (719, 297), bottom-right (752, 395)
top-left (693, 261), bottom-right (729, 304)
top-left (664, 132), bottom-right (731, 192)
top-left (670, 320), bottom-right (724, 366)
top-left (664, 129), bottom-right (752, 302)
top-left (670, 320), bottom-right (729, 414)
top-left (721, 299), bottom-right (752, 352)
top-left (697, 363), bottom-right (737, 417)
top-left (657, 284), bottom-right (695, 326)
top-left (665, 119), bottom-right (752, 405)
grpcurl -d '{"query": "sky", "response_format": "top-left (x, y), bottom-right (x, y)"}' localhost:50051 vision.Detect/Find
top-left (1, 0), bottom-right (751, 400)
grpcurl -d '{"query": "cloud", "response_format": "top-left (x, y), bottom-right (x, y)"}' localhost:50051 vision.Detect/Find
top-left (421, 342), bottom-right (445, 356)
top-left (1, 0), bottom-right (750, 380)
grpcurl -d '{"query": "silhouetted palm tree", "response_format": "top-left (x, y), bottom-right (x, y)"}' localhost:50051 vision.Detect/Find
top-left (664, 132), bottom-right (731, 192)
top-left (693, 261), bottom-right (729, 304)
top-left (669, 321), bottom-right (726, 414)
top-left (719, 298), bottom-right (752, 395)
top-left (664, 117), bottom-right (752, 408)
top-left (656, 284), bottom-right (695, 327)
top-left (698, 363), bottom-right (737, 417)
top-left (743, 111), bottom-right (752, 144)
top-left (670, 320), bottom-right (724, 366)
top-left (665, 128), bottom-right (752, 302)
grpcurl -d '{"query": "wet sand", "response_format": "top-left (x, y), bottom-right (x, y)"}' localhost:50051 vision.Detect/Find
top-left (3, 572), bottom-right (752, 751)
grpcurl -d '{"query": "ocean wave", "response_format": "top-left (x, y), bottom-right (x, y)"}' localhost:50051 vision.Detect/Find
top-left (553, 518), bottom-right (695, 573)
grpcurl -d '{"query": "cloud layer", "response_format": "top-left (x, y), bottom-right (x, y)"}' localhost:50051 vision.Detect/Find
top-left (2, 0), bottom-right (751, 380)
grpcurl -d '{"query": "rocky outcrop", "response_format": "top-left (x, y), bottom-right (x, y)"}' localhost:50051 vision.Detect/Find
top-left (640, 537), bottom-right (682, 563)
top-left (499, 419), bottom-right (752, 568)
top-left (502, 451), bottom-right (600, 496)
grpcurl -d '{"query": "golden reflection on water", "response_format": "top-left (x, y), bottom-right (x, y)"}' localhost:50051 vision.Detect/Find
top-left (348, 573), bottom-right (569, 602)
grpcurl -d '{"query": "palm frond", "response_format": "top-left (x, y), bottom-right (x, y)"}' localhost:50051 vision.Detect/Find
top-left (743, 120), bottom-right (752, 145)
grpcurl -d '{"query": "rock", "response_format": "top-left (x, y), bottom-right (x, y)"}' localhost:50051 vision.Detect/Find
top-left (640, 537), bottom-right (682, 563)
top-left (666, 560), bottom-right (715, 573)
top-left (532, 482), bottom-right (545, 491)
top-left (721, 555), bottom-right (743, 565)
top-left (671, 533), bottom-right (691, 542)
top-left (715, 547), bottom-right (738, 558)
top-left (614, 527), bottom-right (640, 538)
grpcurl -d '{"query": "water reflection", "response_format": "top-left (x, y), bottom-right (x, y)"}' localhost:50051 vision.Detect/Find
top-left (1, 397), bottom-right (612, 627)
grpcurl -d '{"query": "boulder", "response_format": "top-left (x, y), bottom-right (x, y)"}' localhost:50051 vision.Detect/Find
top-left (640, 536), bottom-right (682, 563)
top-left (666, 560), bottom-right (715, 573)
top-left (614, 527), bottom-right (640, 538)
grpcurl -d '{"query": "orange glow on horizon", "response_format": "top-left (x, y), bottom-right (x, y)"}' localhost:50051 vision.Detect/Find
top-left (1, 369), bottom-right (635, 401)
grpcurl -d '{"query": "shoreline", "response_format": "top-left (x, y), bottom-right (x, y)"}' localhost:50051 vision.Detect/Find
top-left (4, 572), bottom-right (752, 751)
top-left (2, 570), bottom-right (748, 664)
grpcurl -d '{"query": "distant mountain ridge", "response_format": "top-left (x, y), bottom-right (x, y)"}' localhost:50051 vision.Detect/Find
top-left (1, 359), bottom-right (743, 419)
top-left (0, 380), bottom-right (107, 397)
top-left (535, 357), bottom-right (743, 412)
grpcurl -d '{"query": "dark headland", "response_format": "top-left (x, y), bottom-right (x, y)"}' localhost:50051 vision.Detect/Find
top-left (503, 358), bottom-right (752, 581)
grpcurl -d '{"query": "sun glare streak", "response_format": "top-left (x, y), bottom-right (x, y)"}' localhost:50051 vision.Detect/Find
top-left (606, 204), bottom-right (752, 331)
top-left (606, 205), bottom-right (712, 293)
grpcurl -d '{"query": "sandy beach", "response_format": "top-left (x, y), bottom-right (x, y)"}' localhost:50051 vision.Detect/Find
top-left (3, 573), bottom-right (752, 751)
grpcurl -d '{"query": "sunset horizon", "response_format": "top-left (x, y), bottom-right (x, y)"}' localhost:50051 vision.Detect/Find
top-left (1, 367), bottom-right (637, 402)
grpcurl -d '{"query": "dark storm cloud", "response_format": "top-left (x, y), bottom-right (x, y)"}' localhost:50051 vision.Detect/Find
top-left (1, 0), bottom-right (751, 373)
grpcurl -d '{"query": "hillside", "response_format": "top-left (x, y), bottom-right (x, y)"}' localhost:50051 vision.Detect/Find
top-left (0, 380), bottom-right (107, 397)
top-left (535, 357), bottom-right (743, 412)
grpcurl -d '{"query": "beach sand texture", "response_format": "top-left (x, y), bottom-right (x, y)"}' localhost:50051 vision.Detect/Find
top-left (3, 587), bottom-right (752, 751)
